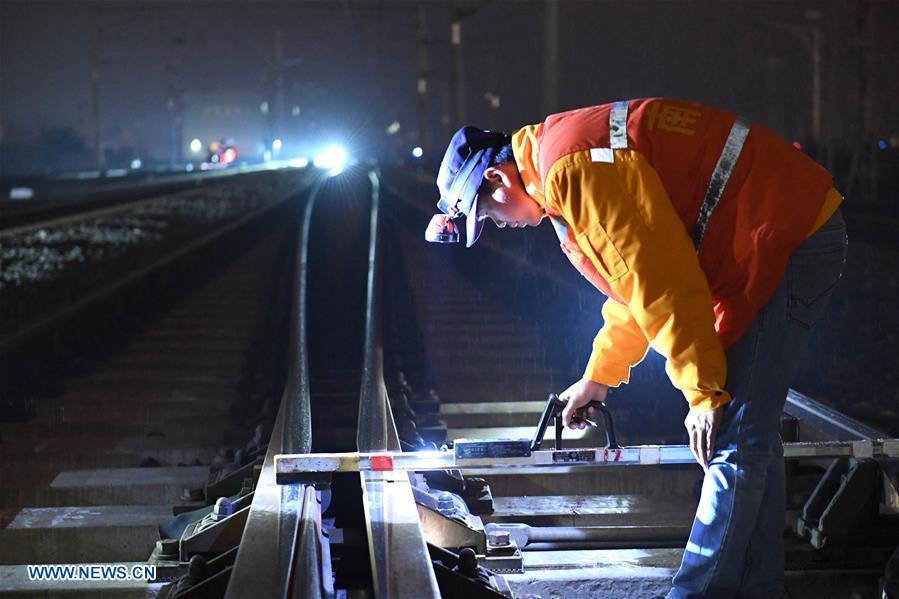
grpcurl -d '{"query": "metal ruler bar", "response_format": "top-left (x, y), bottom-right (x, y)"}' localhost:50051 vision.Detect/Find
top-left (276, 439), bottom-right (899, 480)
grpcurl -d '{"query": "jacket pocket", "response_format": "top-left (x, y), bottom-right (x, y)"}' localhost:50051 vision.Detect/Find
top-left (575, 222), bottom-right (629, 282)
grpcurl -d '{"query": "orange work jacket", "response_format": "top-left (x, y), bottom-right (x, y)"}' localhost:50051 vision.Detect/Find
top-left (511, 98), bottom-right (841, 412)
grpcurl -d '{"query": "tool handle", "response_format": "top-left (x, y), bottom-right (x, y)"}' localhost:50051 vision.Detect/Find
top-left (551, 396), bottom-right (600, 421)
top-left (594, 401), bottom-right (620, 449)
top-left (530, 393), bottom-right (558, 452)
top-left (532, 393), bottom-right (622, 451)
top-left (551, 395), bottom-right (620, 450)
top-left (572, 400), bottom-right (606, 422)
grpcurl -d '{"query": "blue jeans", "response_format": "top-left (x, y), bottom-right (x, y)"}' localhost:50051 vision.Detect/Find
top-left (667, 208), bottom-right (848, 598)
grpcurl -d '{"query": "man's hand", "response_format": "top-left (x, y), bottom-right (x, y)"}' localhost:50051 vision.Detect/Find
top-left (684, 405), bottom-right (724, 471)
top-left (559, 379), bottom-right (609, 429)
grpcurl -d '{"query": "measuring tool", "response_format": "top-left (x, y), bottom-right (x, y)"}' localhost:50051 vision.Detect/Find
top-left (275, 393), bottom-right (899, 484)
top-left (532, 393), bottom-right (619, 451)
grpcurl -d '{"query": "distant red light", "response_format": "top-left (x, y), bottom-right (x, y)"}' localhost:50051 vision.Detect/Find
top-left (792, 141), bottom-right (802, 150)
top-left (223, 148), bottom-right (237, 163)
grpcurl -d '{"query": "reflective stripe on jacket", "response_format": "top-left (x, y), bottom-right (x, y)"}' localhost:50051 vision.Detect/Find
top-left (511, 98), bottom-right (841, 412)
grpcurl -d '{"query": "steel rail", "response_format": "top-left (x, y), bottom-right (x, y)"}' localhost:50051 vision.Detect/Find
top-left (785, 388), bottom-right (887, 441)
top-left (1, 163), bottom-right (304, 236)
top-left (226, 180), bottom-right (329, 599)
top-left (356, 169), bottom-right (401, 453)
top-left (357, 169), bottom-right (440, 598)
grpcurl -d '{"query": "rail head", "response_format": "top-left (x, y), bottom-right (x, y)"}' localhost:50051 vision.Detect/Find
top-left (356, 169), bottom-right (440, 598)
top-left (225, 180), bottom-right (323, 599)
top-left (357, 168), bottom-right (402, 454)
top-left (230, 170), bottom-right (439, 599)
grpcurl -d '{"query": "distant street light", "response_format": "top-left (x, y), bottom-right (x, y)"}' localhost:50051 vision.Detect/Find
top-left (190, 138), bottom-right (202, 153)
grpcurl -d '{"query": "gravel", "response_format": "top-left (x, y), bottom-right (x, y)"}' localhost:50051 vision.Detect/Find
top-left (0, 174), bottom-right (299, 337)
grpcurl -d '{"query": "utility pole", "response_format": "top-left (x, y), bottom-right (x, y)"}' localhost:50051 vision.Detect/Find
top-left (448, 2), bottom-right (492, 130)
top-left (825, 5), bottom-right (840, 174)
top-left (542, 0), bottom-right (559, 116)
top-left (863, 0), bottom-right (878, 202)
top-left (273, 27), bottom-right (285, 143)
top-left (165, 62), bottom-right (176, 165)
top-left (449, 2), bottom-right (465, 129)
top-left (846, 0), bottom-right (877, 202)
top-left (89, 7), bottom-right (104, 169)
top-left (417, 4), bottom-right (430, 154)
top-left (165, 55), bottom-right (184, 166)
top-left (485, 52), bottom-right (499, 130)
top-left (806, 9), bottom-right (823, 153)
top-left (759, 14), bottom-right (826, 160)
top-left (171, 37), bottom-right (186, 166)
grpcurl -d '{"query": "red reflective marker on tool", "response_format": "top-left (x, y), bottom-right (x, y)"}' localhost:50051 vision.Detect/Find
top-left (370, 455), bottom-right (394, 471)
top-left (603, 449), bottom-right (622, 462)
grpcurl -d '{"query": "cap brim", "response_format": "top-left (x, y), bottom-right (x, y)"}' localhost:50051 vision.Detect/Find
top-left (465, 195), bottom-right (485, 247)
top-left (437, 144), bottom-right (496, 248)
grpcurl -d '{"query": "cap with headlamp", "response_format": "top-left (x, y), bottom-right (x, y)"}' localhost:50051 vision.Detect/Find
top-left (424, 126), bottom-right (510, 248)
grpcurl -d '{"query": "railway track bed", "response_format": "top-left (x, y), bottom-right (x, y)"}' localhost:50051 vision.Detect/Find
top-left (2, 167), bottom-right (897, 598)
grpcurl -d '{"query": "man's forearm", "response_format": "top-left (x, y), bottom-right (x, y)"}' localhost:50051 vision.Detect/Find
top-left (584, 299), bottom-right (650, 386)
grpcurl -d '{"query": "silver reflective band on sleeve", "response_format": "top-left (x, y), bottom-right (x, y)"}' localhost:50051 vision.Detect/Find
top-left (692, 116), bottom-right (751, 251)
top-left (609, 101), bottom-right (629, 149)
top-left (587, 101), bottom-right (629, 164)
top-left (590, 148), bottom-right (614, 163)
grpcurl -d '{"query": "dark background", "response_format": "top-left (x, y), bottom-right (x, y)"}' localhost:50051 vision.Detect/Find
top-left (2, 0), bottom-right (897, 195)
top-left (1, 0), bottom-right (896, 434)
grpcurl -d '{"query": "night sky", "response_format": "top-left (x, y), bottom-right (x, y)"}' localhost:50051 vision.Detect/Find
top-left (1, 1), bottom-right (897, 175)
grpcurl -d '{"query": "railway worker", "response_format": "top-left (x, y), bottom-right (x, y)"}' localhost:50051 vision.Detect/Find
top-left (424, 98), bottom-right (847, 598)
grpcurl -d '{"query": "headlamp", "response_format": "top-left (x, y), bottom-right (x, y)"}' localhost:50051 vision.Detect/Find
top-left (424, 214), bottom-right (460, 243)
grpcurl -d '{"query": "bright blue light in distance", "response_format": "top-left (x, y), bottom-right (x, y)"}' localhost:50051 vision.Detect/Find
top-left (314, 145), bottom-right (349, 175)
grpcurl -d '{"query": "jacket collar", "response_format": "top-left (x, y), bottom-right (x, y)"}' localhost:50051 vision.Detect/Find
top-left (511, 124), bottom-right (547, 211)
